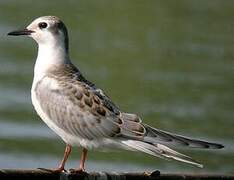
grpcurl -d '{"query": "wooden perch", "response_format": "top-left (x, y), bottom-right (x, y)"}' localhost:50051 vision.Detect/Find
top-left (0, 169), bottom-right (233, 180)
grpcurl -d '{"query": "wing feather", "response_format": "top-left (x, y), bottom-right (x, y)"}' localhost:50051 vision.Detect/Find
top-left (35, 76), bottom-right (121, 140)
top-left (143, 124), bottom-right (224, 149)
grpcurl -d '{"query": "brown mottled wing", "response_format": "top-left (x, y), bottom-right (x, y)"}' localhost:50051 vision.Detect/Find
top-left (35, 75), bottom-right (122, 140)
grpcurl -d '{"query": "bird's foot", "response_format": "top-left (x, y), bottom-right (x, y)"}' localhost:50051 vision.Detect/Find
top-left (69, 168), bottom-right (87, 174)
top-left (37, 167), bottom-right (66, 173)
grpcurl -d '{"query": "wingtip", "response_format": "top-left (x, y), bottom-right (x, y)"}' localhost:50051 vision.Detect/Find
top-left (218, 144), bottom-right (225, 149)
top-left (211, 143), bottom-right (224, 149)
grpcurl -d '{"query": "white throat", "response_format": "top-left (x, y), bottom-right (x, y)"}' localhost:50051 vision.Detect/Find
top-left (33, 41), bottom-right (70, 82)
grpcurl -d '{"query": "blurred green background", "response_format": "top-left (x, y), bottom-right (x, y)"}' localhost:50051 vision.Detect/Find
top-left (0, 0), bottom-right (233, 173)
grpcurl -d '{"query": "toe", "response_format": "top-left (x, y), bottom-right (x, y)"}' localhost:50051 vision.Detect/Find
top-left (69, 168), bottom-right (87, 174)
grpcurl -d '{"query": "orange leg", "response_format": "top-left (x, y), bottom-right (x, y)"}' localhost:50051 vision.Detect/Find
top-left (70, 148), bottom-right (88, 173)
top-left (38, 144), bottom-right (72, 172)
top-left (57, 144), bottom-right (72, 171)
top-left (79, 148), bottom-right (88, 171)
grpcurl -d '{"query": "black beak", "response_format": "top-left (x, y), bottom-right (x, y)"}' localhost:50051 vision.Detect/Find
top-left (8, 29), bottom-right (35, 36)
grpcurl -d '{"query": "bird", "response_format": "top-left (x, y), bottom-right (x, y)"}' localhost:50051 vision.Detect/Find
top-left (8, 16), bottom-right (224, 172)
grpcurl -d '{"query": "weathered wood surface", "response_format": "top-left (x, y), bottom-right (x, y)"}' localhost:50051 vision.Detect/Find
top-left (0, 169), bottom-right (233, 180)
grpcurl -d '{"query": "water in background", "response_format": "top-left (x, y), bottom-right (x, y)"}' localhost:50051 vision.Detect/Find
top-left (0, 0), bottom-right (233, 173)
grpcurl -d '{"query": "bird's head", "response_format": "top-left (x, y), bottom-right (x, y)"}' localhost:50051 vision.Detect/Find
top-left (8, 16), bottom-right (69, 52)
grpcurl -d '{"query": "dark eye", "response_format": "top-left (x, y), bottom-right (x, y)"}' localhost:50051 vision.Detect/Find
top-left (38, 22), bottom-right (48, 29)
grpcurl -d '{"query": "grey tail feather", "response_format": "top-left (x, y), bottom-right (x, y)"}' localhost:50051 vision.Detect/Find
top-left (143, 124), bottom-right (224, 149)
top-left (122, 140), bottom-right (203, 168)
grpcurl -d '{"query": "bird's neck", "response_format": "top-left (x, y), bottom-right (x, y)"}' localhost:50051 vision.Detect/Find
top-left (34, 42), bottom-right (71, 81)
